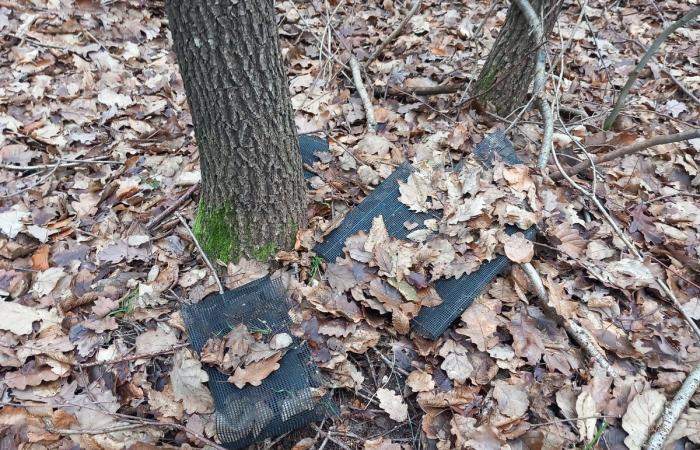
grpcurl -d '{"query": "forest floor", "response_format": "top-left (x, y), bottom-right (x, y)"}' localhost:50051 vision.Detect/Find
top-left (1, 0), bottom-right (699, 449)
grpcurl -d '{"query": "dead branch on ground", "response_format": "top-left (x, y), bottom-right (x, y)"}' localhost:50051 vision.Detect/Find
top-left (175, 212), bottom-right (224, 294)
top-left (349, 55), bottom-right (378, 133)
top-left (520, 262), bottom-right (619, 378)
top-left (551, 122), bottom-right (700, 341)
top-left (646, 362), bottom-right (700, 450)
top-left (512, 0), bottom-right (554, 170)
top-left (551, 128), bottom-right (700, 181)
top-left (147, 183), bottom-right (200, 231)
top-left (603, 7), bottom-right (700, 130)
top-left (364, 0), bottom-right (422, 68)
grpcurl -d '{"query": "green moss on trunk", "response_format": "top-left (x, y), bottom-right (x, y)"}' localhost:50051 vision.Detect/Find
top-left (192, 200), bottom-right (237, 263)
top-left (192, 200), bottom-right (297, 264)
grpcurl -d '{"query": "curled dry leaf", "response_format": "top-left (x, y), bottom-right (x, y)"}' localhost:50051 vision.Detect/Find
top-left (406, 370), bottom-right (435, 393)
top-left (170, 349), bottom-right (214, 414)
top-left (228, 351), bottom-right (283, 389)
top-left (621, 389), bottom-right (666, 450)
top-left (503, 232), bottom-right (534, 263)
top-left (376, 387), bottom-right (408, 422)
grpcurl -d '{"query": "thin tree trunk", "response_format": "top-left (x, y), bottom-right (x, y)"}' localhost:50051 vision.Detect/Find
top-left (166, 0), bottom-right (306, 263)
top-left (473, 0), bottom-right (562, 115)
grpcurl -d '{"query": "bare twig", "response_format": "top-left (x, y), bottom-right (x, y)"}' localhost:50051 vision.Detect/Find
top-left (520, 262), bottom-right (619, 378)
top-left (646, 362), bottom-right (700, 450)
top-left (48, 423), bottom-right (148, 435)
top-left (376, 83), bottom-right (464, 97)
top-left (349, 55), bottom-right (378, 133)
top-left (512, 0), bottom-right (554, 170)
top-left (7, 400), bottom-right (227, 450)
top-left (76, 344), bottom-right (188, 367)
top-left (603, 7), bottom-right (700, 130)
top-left (1, 160), bottom-right (61, 198)
top-left (475, 0), bottom-right (501, 36)
top-left (311, 424), bottom-right (353, 450)
top-left (551, 128), bottom-right (700, 181)
top-left (0, 158), bottom-right (122, 171)
top-left (147, 183), bottom-right (200, 231)
top-left (663, 69), bottom-right (700, 105)
top-left (364, 0), bottom-right (422, 68)
top-left (175, 213), bottom-right (224, 294)
top-left (551, 123), bottom-right (700, 341)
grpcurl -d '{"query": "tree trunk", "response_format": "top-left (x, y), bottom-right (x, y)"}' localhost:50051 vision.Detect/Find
top-left (474, 0), bottom-right (562, 115)
top-left (166, 0), bottom-right (306, 263)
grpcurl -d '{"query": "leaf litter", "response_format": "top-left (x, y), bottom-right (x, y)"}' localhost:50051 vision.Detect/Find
top-left (1, 0), bottom-right (700, 449)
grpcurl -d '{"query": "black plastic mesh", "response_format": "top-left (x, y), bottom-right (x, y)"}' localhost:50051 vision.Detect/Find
top-left (181, 276), bottom-right (333, 449)
top-left (314, 130), bottom-right (536, 339)
top-left (299, 133), bottom-right (329, 179)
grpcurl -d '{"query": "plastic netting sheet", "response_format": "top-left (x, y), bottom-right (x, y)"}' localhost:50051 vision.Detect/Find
top-left (181, 276), bottom-right (334, 449)
top-left (314, 130), bottom-right (536, 339)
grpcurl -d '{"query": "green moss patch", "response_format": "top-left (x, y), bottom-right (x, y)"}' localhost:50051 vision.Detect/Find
top-left (193, 200), bottom-right (237, 263)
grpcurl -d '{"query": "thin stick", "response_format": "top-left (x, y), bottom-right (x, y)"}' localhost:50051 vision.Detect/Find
top-left (147, 183), bottom-right (200, 231)
top-left (551, 125), bottom-right (700, 341)
top-left (603, 7), bottom-right (700, 130)
top-left (663, 69), bottom-right (700, 105)
top-left (76, 344), bottom-right (188, 367)
top-left (551, 128), bottom-right (700, 181)
top-left (1, 160), bottom-right (61, 198)
top-left (49, 423), bottom-right (148, 435)
top-left (646, 362), bottom-right (700, 450)
top-left (364, 0), bottom-right (422, 68)
top-left (349, 55), bottom-right (378, 133)
top-left (0, 158), bottom-right (123, 171)
top-left (175, 213), bottom-right (224, 294)
top-left (512, 0), bottom-right (554, 170)
top-left (311, 424), bottom-right (353, 450)
top-left (520, 262), bottom-right (619, 378)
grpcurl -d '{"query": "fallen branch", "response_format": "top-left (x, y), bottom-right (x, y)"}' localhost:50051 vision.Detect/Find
top-left (512, 0), bottom-right (554, 170)
top-left (311, 424), bottom-right (353, 450)
top-left (147, 183), bottom-right (200, 231)
top-left (175, 213), bottom-right (224, 294)
top-left (551, 128), bottom-right (700, 181)
top-left (663, 68), bottom-right (700, 105)
top-left (0, 158), bottom-right (122, 171)
top-left (603, 7), bottom-right (700, 130)
top-left (376, 82), bottom-right (464, 97)
top-left (349, 55), bottom-right (378, 133)
top-left (551, 122), bottom-right (700, 342)
top-left (76, 343), bottom-right (188, 367)
top-left (364, 0), bottom-right (422, 68)
top-left (520, 262), bottom-right (619, 378)
top-left (646, 362), bottom-right (700, 450)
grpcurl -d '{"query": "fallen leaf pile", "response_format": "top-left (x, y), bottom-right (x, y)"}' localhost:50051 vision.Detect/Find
top-left (200, 325), bottom-right (292, 388)
top-left (1, 0), bottom-right (699, 448)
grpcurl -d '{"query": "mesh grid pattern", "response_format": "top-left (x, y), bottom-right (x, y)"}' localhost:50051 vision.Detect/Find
top-left (181, 276), bottom-right (332, 449)
top-left (314, 131), bottom-right (536, 339)
top-left (299, 133), bottom-right (329, 179)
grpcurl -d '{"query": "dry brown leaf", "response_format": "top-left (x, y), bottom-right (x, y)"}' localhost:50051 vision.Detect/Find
top-left (0, 301), bottom-right (60, 336)
top-left (552, 222), bottom-right (586, 258)
top-left (493, 379), bottom-right (529, 418)
top-left (456, 303), bottom-right (499, 351)
top-left (376, 387), bottom-right (408, 422)
top-left (622, 390), bottom-right (665, 450)
top-left (228, 352), bottom-right (282, 388)
top-left (170, 349), bottom-right (214, 414)
top-left (438, 340), bottom-right (473, 384)
top-left (406, 370), bottom-right (435, 393)
top-left (398, 172), bottom-right (431, 212)
top-left (503, 232), bottom-right (534, 263)
top-left (575, 391), bottom-right (597, 442)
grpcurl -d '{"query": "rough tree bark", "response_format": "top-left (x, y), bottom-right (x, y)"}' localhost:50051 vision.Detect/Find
top-left (474, 0), bottom-right (562, 115)
top-left (166, 0), bottom-right (306, 263)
